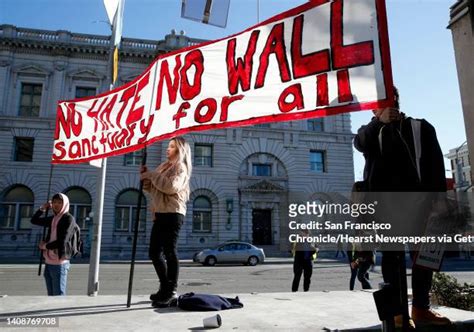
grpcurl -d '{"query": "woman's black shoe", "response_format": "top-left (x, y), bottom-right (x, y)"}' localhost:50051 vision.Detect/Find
top-left (152, 291), bottom-right (178, 308)
top-left (149, 286), bottom-right (166, 302)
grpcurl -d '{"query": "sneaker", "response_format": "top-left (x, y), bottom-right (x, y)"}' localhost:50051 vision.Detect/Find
top-left (411, 307), bottom-right (452, 326)
top-left (394, 315), bottom-right (416, 330)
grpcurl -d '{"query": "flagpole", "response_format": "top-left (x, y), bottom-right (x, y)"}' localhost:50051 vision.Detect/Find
top-left (87, 158), bottom-right (107, 296)
top-left (126, 39), bottom-right (159, 308)
top-left (126, 147), bottom-right (146, 307)
top-left (257, 0), bottom-right (260, 23)
top-left (88, 0), bottom-right (124, 296)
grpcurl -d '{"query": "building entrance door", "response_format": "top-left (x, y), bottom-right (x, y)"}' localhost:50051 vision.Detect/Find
top-left (252, 209), bottom-right (272, 245)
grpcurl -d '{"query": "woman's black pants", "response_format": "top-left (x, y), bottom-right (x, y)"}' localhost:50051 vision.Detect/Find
top-left (149, 213), bottom-right (184, 290)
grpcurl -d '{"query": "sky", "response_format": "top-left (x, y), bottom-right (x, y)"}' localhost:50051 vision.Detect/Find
top-left (0, 0), bottom-right (466, 180)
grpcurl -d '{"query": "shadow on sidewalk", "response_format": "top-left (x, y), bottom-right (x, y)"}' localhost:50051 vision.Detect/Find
top-left (0, 301), bottom-right (154, 321)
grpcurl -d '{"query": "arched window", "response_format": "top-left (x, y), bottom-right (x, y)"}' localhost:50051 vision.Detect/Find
top-left (64, 187), bottom-right (92, 229)
top-left (115, 189), bottom-right (147, 232)
top-left (0, 185), bottom-right (34, 230)
top-left (193, 196), bottom-right (212, 232)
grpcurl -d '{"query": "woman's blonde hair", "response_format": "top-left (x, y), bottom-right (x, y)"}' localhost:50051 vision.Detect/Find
top-left (158, 136), bottom-right (192, 199)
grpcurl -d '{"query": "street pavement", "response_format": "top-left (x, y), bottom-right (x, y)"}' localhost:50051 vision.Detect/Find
top-left (0, 257), bottom-right (473, 331)
top-left (2, 258), bottom-right (382, 296)
top-left (1, 256), bottom-right (473, 296)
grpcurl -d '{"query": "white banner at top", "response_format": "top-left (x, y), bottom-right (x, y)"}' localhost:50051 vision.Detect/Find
top-left (53, 0), bottom-right (394, 164)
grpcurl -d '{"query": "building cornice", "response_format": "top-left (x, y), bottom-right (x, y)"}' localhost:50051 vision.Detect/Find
top-left (0, 116), bottom-right (55, 130)
top-left (0, 25), bottom-right (207, 62)
top-left (448, 0), bottom-right (471, 28)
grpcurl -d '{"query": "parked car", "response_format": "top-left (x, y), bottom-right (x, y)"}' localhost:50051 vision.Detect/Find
top-left (193, 241), bottom-right (265, 266)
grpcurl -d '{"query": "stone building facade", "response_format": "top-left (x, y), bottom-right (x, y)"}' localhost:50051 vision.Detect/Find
top-left (0, 25), bottom-right (354, 259)
top-left (449, 0), bottom-right (474, 191)
top-left (445, 143), bottom-right (472, 191)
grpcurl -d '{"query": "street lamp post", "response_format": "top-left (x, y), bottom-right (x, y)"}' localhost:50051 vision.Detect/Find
top-left (84, 212), bottom-right (94, 258)
top-left (226, 199), bottom-right (233, 230)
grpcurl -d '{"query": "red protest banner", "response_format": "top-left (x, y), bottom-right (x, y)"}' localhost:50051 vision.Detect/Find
top-left (53, 0), bottom-right (393, 164)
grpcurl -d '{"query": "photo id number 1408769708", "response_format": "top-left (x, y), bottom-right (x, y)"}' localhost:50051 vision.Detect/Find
top-left (4, 317), bottom-right (59, 327)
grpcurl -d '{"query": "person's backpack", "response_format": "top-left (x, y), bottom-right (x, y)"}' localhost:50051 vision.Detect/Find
top-left (64, 221), bottom-right (83, 259)
top-left (177, 292), bottom-right (244, 311)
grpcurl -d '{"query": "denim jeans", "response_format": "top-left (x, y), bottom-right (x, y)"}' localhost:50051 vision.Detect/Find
top-left (44, 262), bottom-right (70, 296)
top-left (149, 213), bottom-right (184, 291)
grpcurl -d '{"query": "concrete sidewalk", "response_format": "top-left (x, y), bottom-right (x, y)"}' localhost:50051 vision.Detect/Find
top-left (0, 291), bottom-right (473, 331)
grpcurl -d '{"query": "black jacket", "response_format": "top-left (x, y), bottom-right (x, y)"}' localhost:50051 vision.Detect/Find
top-left (347, 242), bottom-right (374, 265)
top-left (31, 210), bottom-right (74, 260)
top-left (354, 115), bottom-right (446, 192)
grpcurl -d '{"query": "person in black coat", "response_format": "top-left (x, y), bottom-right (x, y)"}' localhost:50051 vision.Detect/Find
top-left (31, 193), bottom-right (74, 296)
top-left (354, 86), bottom-right (451, 328)
top-left (291, 229), bottom-right (317, 292)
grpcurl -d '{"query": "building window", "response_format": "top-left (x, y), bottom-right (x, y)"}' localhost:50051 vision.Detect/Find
top-left (115, 189), bottom-right (146, 232)
top-left (310, 150), bottom-right (325, 172)
top-left (193, 196), bottom-right (212, 232)
top-left (75, 86), bottom-right (97, 99)
top-left (0, 185), bottom-right (34, 230)
top-left (14, 137), bottom-right (34, 162)
top-left (252, 163), bottom-right (272, 176)
top-left (308, 118), bottom-right (324, 132)
top-left (194, 144), bottom-right (213, 167)
top-left (255, 123), bottom-right (271, 128)
top-left (19, 83), bottom-right (42, 117)
top-left (64, 187), bottom-right (92, 229)
top-left (124, 150), bottom-right (143, 166)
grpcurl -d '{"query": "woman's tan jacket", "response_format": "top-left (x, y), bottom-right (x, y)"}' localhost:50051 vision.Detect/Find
top-left (142, 165), bottom-right (188, 216)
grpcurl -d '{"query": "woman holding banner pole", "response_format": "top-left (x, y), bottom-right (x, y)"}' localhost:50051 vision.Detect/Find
top-left (140, 137), bottom-right (192, 307)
